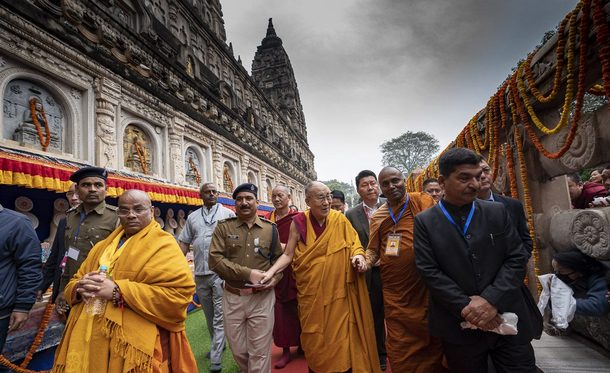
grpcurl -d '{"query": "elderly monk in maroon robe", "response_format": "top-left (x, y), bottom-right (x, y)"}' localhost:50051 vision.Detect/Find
top-left (364, 167), bottom-right (446, 372)
top-left (266, 185), bottom-right (301, 369)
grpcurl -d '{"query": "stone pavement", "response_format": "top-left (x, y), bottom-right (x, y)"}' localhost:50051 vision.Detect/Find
top-left (533, 332), bottom-right (610, 372)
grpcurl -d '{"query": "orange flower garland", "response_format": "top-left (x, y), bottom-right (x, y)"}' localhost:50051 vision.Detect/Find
top-left (511, 0), bottom-right (589, 159)
top-left (516, 4), bottom-right (578, 136)
top-left (514, 128), bottom-right (541, 293)
top-left (133, 139), bottom-right (149, 174)
top-left (0, 301), bottom-right (55, 373)
top-left (504, 143), bottom-right (519, 199)
top-left (592, 0), bottom-right (610, 99)
top-left (29, 98), bottom-right (51, 151)
top-left (522, 13), bottom-right (570, 103)
top-left (188, 156), bottom-right (201, 185)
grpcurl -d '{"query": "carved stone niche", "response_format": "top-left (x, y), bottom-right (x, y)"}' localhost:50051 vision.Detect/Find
top-left (546, 207), bottom-right (610, 260)
top-left (538, 113), bottom-right (601, 177)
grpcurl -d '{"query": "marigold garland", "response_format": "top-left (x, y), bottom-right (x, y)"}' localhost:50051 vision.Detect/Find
top-left (504, 143), bottom-right (519, 199)
top-left (469, 110), bottom-right (487, 151)
top-left (133, 139), bottom-right (149, 174)
top-left (522, 12), bottom-right (570, 103)
top-left (514, 128), bottom-right (541, 293)
top-left (188, 156), bottom-right (201, 185)
top-left (592, 0), bottom-right (610, 100)
top-left (0, 301), bottom-right (55, 373)
top-left (29, 98), bottom-right (51, 151)
top-left (516, 3), bottom-right (578, 136)
top-left (511, 0), bottom-right (589, 159)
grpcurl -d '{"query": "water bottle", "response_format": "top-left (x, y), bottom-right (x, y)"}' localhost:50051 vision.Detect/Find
top-left (85, 265), bottom-right (108, 315)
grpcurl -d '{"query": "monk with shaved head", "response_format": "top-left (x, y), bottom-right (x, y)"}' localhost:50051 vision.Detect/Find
top-left (52, 189), bottom-right (197, 373)
top-left (364, 167), bottom-right (445, 372)
top-left (262, 181), bottom-right (380, 373)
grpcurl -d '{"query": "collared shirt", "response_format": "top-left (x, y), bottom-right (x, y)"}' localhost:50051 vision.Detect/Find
top-left (362, 199), bottom-right (381, 221)
top-left (60, 201), bottom-right (118, 290)
top-left (178, 204), bottom-right (235, 275)
top-left (440, 199), bottom-right (474, 231)
top-left (208, 215), bottom-right (283, 289)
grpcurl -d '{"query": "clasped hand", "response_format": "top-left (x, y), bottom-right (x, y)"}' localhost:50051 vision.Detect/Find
top-left (351, 254), bottom-right (368, 273)
top-left (461, 295), bottom-right (500, 330)
top-left (249, 269), bottom-right (276, 289)
top-left (76, 271), bottom-right (115, 302)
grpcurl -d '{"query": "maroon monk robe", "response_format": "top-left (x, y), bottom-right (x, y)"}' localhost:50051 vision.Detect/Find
top-left (268, 210), bottom-right (302, 348)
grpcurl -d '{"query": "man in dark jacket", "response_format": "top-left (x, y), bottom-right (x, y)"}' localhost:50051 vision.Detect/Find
top-left (38, 183), bottom-right (81, 306)
top-left (477, 157), bottom-right (533, 257)
top-left (414, 148), bottom-right (542, 373)
top-left (0, 204), bottom-right (42, 351)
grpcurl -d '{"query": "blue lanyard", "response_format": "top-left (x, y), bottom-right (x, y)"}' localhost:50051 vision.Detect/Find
top-left (388, 195), bottom-right (409, 225)
top-left (438, 201), bottom-right (475, 237)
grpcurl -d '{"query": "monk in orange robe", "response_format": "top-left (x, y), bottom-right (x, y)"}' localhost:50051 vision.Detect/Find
top-left (365, 167), bottom-right (445, 372)
top-left (261, 181), bottom-right (380, 373)
top-left (52, 190), bottom-right (197, 373)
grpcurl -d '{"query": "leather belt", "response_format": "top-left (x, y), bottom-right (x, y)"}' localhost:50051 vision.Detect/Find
top-left (224, 283), bottom-right (269, 296)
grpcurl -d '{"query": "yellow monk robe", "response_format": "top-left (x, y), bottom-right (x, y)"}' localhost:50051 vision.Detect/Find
top-left (52, 220), bottom-right (197, 373)
top-left (292, 209), bottom-right (380, 373)
top-left (368, 192), bottom-right (445, 373)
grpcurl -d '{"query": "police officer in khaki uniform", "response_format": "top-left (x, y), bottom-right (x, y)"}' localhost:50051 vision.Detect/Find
top-left (209, 183), bottom-right (283, 373)
top-left (56, 166), bottom-right (118, 312)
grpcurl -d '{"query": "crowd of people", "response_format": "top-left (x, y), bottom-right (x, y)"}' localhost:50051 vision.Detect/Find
top-left (0, 147), bottom-right (608, 372)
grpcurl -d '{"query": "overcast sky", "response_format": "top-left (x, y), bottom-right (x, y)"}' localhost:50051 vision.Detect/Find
top-left (221, 0), bottom-right (578, 184)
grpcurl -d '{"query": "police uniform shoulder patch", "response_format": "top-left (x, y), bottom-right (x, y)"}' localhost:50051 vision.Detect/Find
top-left (218, 216), bottom-right (238, 224)
top-left (259, 217), bottom-right (275, 225)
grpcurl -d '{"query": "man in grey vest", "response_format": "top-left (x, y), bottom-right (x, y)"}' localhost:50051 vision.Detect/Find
top-left (179, 182), bottom-right (235, 373)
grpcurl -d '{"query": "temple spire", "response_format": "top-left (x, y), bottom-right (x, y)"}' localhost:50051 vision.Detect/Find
top-left (266, 18), bottom-right (277, 38)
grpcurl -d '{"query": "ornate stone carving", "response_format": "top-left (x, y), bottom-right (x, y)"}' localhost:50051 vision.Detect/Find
top-left (3, 80), bottom-right (64, 152)
top-left (570, 209), bottom-right (610, 259)
top-left (95, 98), bottom-right (117, 168)
top-left (123, 124), bottom-right (152, 174)
top-left (185, 147), bottom-right (202, 186)
top-left (558, 114), bottom-right (597, 170)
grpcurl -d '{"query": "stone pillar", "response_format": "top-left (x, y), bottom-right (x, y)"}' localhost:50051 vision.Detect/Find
top-left (168, 125), bottom-right (183, 184)
top-left (93, 78), bottom-right (120, 169)
top-left (212, 140), bottom-right (224, 191)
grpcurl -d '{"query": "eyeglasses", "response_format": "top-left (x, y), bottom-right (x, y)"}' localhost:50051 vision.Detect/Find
top-left (117, 206), bottom-right (151, 216)
top-left (315, 194), bottom-right (333, 203)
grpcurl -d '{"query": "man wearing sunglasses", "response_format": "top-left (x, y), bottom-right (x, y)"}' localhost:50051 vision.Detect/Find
top-left (209, 183), bottom-right (283, 372)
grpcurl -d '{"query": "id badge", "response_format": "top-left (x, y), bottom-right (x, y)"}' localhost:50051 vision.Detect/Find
top-left (385, 234), bottom-right (400, 256)
top-left (67, 246), bottom-right (80, 261)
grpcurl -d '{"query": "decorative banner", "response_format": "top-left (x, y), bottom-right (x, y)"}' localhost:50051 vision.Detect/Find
top-left (0, 148), bottom-right (273, 212)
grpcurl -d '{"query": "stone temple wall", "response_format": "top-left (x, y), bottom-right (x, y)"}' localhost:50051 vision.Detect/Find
top-left (0, 0), bottom-right (315, 208)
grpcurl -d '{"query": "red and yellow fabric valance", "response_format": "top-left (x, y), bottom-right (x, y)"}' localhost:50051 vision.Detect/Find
top-left (0, 148), bottom-right (203, 206)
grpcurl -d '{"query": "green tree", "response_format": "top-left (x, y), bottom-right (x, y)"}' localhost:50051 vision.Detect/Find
top-left (380, 131), bottom-right (439, 174)
top-left (321, 179), bottom-right (358, 207)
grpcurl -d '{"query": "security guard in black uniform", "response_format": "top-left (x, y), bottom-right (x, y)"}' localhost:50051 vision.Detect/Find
top-left (56, 166), bottom-right (118, 312)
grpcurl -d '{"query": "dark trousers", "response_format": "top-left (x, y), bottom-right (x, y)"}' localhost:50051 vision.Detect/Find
top-left (366, 266), bottom-right (387, 363)
top-left (442, 334), bottom-right (536, 373)
top-left (0, 316), bottom-right (9, 352)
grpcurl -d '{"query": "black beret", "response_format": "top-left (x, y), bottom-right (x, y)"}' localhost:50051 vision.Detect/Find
top-left (70, 166), bottom-right (108, 183)
top-left (232, 183), bottom-right (258, 200)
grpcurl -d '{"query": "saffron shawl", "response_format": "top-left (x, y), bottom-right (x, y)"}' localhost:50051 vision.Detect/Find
top-left (292, 209), bottom-right (380, 373)
top-left (52, 220), bottom-right (196, 373)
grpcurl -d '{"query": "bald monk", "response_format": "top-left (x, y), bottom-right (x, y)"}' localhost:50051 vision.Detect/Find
top-left (267, 185), bottom-right (301, 369)
top-left (363, 167), bottom-right (445, 372)
top-left (52, 190), bottom-right (197, 373)
top-left (261, 181), bottom-right (380, 373)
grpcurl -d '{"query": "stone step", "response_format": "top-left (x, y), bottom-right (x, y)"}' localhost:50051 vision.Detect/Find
top-left (533, 332), bottom-right (610, 372)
